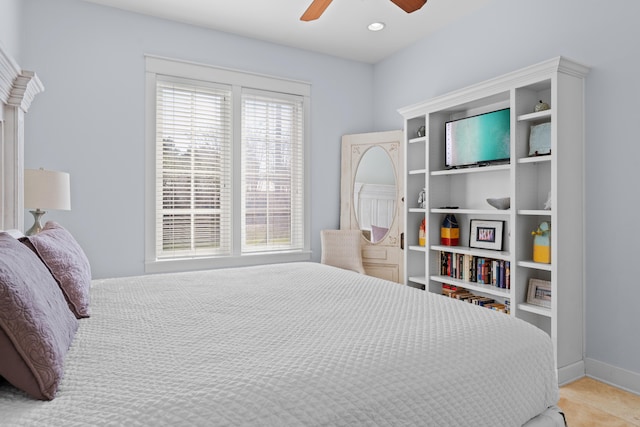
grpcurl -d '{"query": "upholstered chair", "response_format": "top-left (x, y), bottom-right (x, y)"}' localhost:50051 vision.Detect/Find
top-left (320, 229), bottom-right (365, 274)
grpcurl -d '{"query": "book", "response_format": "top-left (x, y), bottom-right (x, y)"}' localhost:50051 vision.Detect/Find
top-left (491, 260), bottom-right (498, 286)
top-left (463, 254), bottom-right (471, 282)
top-left (470, 256), bottom-right (477, 283)
top-left (505, 261), bottom-right (511, 289)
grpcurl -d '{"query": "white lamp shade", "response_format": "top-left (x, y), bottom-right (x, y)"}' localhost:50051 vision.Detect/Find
top-left (24, 169), bottom-right (71, 210)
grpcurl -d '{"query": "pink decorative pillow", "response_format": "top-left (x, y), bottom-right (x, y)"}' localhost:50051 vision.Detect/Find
top-left (371, 225), bottom-right (388, 243)
top-left (0, 232), bottom-right (78, 400)
top-left (21, 221), bottom-right (92, 318)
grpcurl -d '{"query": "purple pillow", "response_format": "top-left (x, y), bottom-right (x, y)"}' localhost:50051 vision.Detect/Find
top-left (371, 225), bottom-right (388, 243)
top-left (21, 221), bottom-right (92, 318)
top-left (0, 232), bottom-right (78, 400)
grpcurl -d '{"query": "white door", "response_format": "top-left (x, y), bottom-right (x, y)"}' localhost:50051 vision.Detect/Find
top-left (340, 130), bottom-right (404, 283)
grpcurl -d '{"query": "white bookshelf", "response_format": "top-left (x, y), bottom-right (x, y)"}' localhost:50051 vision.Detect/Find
top-left (399, 57), bottom-right (589, 385)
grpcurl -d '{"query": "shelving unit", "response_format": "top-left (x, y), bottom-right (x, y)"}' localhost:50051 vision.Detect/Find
top-left (399, 57), bottom-right (589, 384)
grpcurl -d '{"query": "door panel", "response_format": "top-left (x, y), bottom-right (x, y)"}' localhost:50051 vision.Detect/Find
top-left (340, 130), bottom-right (404, 283)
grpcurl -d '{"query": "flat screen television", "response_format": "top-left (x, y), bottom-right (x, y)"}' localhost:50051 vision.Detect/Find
top-left (445, 108), bottom-right (510, 168)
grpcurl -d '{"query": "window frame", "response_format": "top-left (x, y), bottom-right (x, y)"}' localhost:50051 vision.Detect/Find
top-left (145, 56), bottom-right (311, 273)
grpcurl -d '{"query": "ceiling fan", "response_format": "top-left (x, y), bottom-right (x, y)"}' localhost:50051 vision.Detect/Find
top-left (301, 0), bottom-right (427, 22)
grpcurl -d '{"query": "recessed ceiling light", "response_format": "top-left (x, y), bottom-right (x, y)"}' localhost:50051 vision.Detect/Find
top-left (368, 22), bottom-right (385, 32)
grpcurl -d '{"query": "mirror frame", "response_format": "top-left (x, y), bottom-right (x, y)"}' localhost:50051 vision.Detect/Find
top-left (340, 139), bottom-right (401, 247)
top-left (352, 145), bottom-right (398, 243)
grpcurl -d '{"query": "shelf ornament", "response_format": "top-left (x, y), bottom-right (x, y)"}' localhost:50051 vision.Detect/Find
top-left (531, 221), bottom-right (551, 263)
top-left (419, 218), bottom-right (426, 246)
top-left (418, 188), bottom-right (426, 208)
top-left (534, 100), bottom-right (550, 112)
top-left (440, 214), bottom-right (459, 246)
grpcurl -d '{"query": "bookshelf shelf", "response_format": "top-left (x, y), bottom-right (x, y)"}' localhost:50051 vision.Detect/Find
top-left (518, 302), bottom-right (552, 317)
top-left (517, 155), bottom-right (551, 165)
top-left (518, 209), bottom-right (551, 216)
top-left (408, 276), bottom-right (427, 285)
top-left (517, 110), bottom-right (552, 122)
top-left (517, 260), bottom-right (552, 271)
top-left (431, 163), bottom-right (510, 176)
top-left (431, 275), bottom-right (510, 298)
top-left (430, 244), bottom-right (510, 261)
top-left (400, 57), bottom-right (588, 384)
top-left (431, 208), bottom-right (511, 216)
top-left (409, 208), bottom-right (427, 213)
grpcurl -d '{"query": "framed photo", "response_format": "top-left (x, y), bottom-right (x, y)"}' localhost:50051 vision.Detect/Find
top-left (527, 279), bottom-right (551, 308)
top-left (469, 219), bottom-right (504, 251)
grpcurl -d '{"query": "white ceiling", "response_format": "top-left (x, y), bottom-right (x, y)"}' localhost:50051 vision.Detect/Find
top-left (79, 0), bottom-right (495, 63)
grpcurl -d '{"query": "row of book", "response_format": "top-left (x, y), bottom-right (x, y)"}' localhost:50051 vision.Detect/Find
top-left (442, 284), bottom-right (511, 314)
top-left (439, 251), bottom-right (510, 289)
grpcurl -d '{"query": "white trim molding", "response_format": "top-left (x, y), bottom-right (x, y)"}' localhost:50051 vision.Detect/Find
top-left (0, 43), bottom-right (44, 231)
top-left (558, 360), bottom-right (586, 386)
top-left (585, 358), bottom-right (640, 396)
top-left (8, 70), bottom-right (44, 112)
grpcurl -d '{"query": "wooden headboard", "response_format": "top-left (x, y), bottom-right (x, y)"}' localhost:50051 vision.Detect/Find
top-left (0, 43), bottom-right (44, 231)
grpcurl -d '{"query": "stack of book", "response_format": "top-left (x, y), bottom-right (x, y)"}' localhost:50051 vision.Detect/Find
top-left (439, 251), bottom-right (510, 289)
top-left (442, 284), bottom-right (510, 314)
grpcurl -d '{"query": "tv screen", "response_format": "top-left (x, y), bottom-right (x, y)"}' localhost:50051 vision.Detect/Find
top-left (445, 108), bottom-right (510, 168)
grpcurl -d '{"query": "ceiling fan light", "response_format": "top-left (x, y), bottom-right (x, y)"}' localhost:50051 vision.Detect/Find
top-left (368, 22), bottom-right (385, 32)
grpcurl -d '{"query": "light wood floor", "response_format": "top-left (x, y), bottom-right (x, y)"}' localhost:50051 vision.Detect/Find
top-left (559, 377), bottom-right (640, 426)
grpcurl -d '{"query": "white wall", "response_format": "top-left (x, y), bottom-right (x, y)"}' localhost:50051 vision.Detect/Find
top-left (373, 0), bottom-right (640, 387)
top-left (17, 0), bottom-right (375, 279)
top-left (0, 0), bottom-right (21, 61)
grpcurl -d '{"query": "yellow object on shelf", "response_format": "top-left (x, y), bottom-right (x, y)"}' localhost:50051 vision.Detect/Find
top-left (531, 221), bottom-right (551, 264)
top-left (419, 219), bottom-right (426, 246)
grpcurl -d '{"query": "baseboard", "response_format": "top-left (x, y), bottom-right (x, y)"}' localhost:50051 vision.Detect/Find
top-left (558, 360), bottom-right (585, 386)
top-left (585, 358), bottom-right (640, 396)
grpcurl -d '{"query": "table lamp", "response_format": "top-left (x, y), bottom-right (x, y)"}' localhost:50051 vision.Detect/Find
top-left (24, 168), bottom-right (71, 235)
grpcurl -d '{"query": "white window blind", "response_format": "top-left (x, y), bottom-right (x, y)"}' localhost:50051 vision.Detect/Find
top-left (241, 89), bottom-right (304, 253)
top-left (146, 56), bottom-right (310, 272)
top-left (155, 78), bottom-right (232, 259)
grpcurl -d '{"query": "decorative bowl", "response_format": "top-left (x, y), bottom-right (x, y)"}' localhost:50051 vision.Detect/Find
top-left (486, 197), bottom-right (510, 210)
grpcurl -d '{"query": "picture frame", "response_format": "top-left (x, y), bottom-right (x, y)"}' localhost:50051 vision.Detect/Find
top-left (469, 219), bottom-right (504, 251)
top-left (526, 278), bottom-right (551, 308)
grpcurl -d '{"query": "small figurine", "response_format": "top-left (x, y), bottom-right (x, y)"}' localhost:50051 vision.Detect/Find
top-left (534, 100), bottom-right (550, 112)
top-left (418, 188), bottom-right (426, 208)
top-left (543, 191), bottom-right (551, 210)
top-left (531, 221), bottom-right (551, 263)
top-left (417, 125), bottom-right (426, 137)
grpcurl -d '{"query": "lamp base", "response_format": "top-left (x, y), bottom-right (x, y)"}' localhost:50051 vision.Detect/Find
top-left (25, 209), bottom-right (46, 236)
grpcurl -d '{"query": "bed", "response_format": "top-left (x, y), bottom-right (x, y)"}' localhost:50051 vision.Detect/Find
top-left (0, 44), bottom-right (563, 426)
top-left (1, 244), bottom-right (564, 426)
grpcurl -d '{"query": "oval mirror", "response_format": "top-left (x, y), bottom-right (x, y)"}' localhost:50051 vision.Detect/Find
top-left (353, 146), bottom-right (397, 243)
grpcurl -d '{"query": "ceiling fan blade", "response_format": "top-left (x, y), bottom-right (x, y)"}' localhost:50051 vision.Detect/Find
top-left (300, 0), bottom-right (334, 21)
top-left (390, 0), bottom-right (427, 14)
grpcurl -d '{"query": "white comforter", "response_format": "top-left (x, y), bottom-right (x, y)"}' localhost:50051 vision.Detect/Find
top-left (0, 262), bottom-right (559, 426)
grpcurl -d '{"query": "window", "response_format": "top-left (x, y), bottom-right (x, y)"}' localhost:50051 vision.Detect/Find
top-left (145, 57), bottom-right (310, 273)
top-left (241, 89), bottom-right (305, 254)
top-left (156, 79), bottom-right (232, 259)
